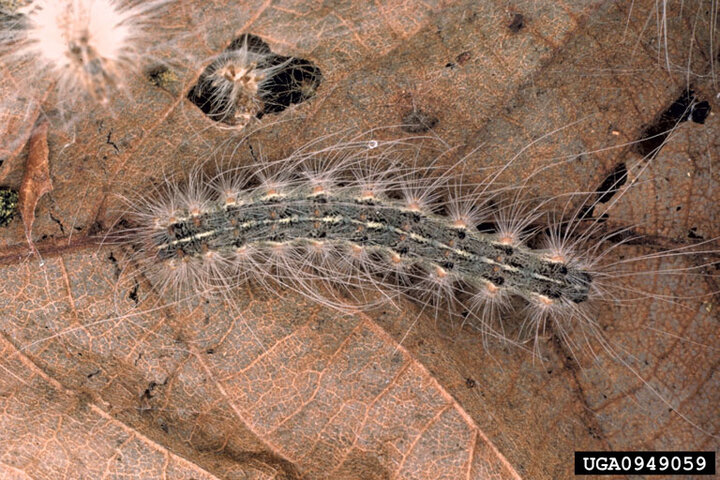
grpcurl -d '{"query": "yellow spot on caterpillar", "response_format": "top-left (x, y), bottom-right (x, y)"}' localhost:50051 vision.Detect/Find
top-left (484, 281), bottom-right (499, 295)
top-left (406, 201), bottom-right (421, 211)
top-left (263, 190), bottom-right (286, 200)
top-left (547, 253), bottom-right (566, 263)
top-left (536, 294), bottom-right (554, 306)
top-left (499, 235), bottom-right (515, 245)
top-left (453, 219), bottom-right (467, 229)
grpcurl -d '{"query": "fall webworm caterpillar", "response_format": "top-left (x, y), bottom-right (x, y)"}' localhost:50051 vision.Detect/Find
top-left (113, 134), bottom-right (605, 349)
top-left (125, 122), bottom-right (715, 308)
top-left (108, 120), bottom-right (719, 416)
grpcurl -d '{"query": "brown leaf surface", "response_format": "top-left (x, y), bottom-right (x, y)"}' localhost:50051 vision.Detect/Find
top-left (17, 121), bottom-right (52, 256)
top-left (0, 1), bottom-right (718, 479)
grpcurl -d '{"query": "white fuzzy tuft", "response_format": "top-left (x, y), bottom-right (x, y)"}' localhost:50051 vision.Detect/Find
top-left (2, 0), bottom-right (169, 105)
top-left (188, 35), bottom-right (295, 128)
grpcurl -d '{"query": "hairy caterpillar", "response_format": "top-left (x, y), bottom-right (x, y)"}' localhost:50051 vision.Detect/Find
top-left (117, 139), bottom-right (606, 350)
top-left (111, 125), bottom-right (720, 420)
top-left (109, 127), bottom-right (714, 348)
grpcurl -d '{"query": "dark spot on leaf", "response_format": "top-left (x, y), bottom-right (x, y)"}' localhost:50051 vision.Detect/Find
top-left (141, 381), bottom-right (158, 400)
top-left (259, 57), bottom-right (322, 115)
top-left (688, 227), bottom-right (703, 239)
top-left (597, 163), bottom-right (627, 203)
top-left (158, 420), bottom-right (169, 433)
top-left (106, 130), bottom-right (119, 153)
top-left (402, 109), bottom-right (438, 133)
top-left (690, 100), bottom-right (710, 124)
top-left (508, 13), bottom-right (525, 32)
top-left (635, 88), bottom-right (710, 156)
top-left (146, 65), bottom-right (170, 87)
top-left (49, 212), bottom-right (65, 234)
top-left (128, 281), bottom-right (139, 304)
top-left (456, 51), bottom-right (471, 65)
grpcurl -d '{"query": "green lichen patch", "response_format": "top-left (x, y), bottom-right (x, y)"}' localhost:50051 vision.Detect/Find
top-left (0, 187), bottom-right (19, 227)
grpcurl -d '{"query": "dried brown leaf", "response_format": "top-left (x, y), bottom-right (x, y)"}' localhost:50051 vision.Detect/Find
top-left (18, 120), bottom-right (52, 256)
top-left (0, 1), bottom-right (718, 479)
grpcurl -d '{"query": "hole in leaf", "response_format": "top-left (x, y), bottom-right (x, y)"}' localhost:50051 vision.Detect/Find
top-left (634, 88), bottom-right (711, 156)
top-left (188, 34), bottom-right (322, 127)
